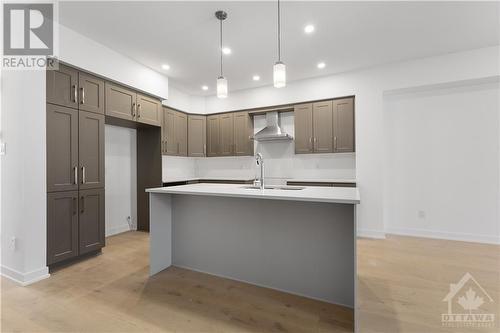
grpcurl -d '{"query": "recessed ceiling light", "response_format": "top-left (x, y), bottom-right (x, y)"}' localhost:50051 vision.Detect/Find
top-left (317, 62), bottom-right (326, 69)
top-left (201, 85), bottom-right (209, 91)
top-left (161, 64), bottom-right (170, 70)
top-left (252, 75), bottom-right (260, 81)
top-left (304, 24), bottom-right (315, 34)
top-left (222, 47), bottom-right (231, 55)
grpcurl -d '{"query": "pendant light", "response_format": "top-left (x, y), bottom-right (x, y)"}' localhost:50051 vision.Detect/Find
top-left (273, 0), bottom-right (286, 88)
top-left (215, 10), bottom-right (228, 98)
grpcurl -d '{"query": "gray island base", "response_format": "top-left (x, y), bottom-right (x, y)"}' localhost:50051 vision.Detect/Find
top-left (147, 183), bottom-right (360, 313)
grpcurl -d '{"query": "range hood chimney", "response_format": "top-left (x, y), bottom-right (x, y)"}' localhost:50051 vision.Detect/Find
top-left (252, 111), bottom-right (293, 142)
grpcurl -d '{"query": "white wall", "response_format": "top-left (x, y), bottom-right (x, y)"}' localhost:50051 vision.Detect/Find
top-left (384, 79), bottom-right (499, 244)
top-left (59, 25), bottom-right (168, 99)
top-left (1, 70), bottom-right (48, 285)
top-left (162, 156), bottom-right (197, 181)
top-left (105, 125), bottom-right (137, 237)
top-left (163, 85), bottom-right (205, 113)
top-left (202, 46), bottom-right (500, 240)
top-left (1, 23), bottom-right (171, 285)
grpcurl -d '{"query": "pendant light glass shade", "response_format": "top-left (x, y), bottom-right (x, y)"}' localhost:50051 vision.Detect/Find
top-left (217, 76), bottom-right (228, 98)
top-left (273, 61), bottom-right (286, 88)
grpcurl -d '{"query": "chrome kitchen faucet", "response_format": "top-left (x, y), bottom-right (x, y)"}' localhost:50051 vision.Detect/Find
top-left (255, 153), bottom-right (264, 190)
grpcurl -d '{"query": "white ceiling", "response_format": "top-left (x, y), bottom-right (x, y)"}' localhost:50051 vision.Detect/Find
top-left (59, 1), bottom-right (499, 96)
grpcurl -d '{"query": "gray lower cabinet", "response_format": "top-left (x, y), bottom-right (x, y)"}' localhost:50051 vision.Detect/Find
top-left (207, 115), bottom-right (220, 157)
top-left (137, 93), bottom-right (162, 126)
top-left (46, 64), bottom-right (79, 109)
top-left (78, 72), bottom-right (105, 114)
top-left (79, 111), bottom-right (105, 190)
top-left (47, 191), bottom-right (79, 265)
top-left (188, 115), bottom-right (206, 157)
top-left (79, 188), bottom-right (105, 255)
top-left (47, 104), bottom-right (79, 192)
top-left (333, 98), bottom-right (355, 153)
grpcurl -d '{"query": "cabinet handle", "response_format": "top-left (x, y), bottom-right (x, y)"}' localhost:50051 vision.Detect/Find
top-left (132, 103), bottom-right (136, 117)
top-left (81, 166), bottom-right (86, 184)
top-left (177, 142), bottom-right (179, 154)
top-left (80, 87), bottom-right (85, 104)
top-left (334, 136), bottom-right (337, 151)
top-left (72, 85), bottom-right (77, 103)
top-left (73, 197), bottom-right (77, 215)
top-left (137, 104), bottom-right (141, 118)
top-left (73, 166), bottom-right (78, 185)
top-left (203, 144), bottom-right (206, 156)
top-left (80, 196), bottom-right (85, 213)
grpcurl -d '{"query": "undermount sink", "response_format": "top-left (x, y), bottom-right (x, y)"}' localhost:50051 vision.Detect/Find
top-left (241, 185), bottom-right (305, 191)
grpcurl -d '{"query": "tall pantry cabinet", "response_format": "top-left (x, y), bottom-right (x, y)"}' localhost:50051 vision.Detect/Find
top-left (46, 63), bottom-right (105, 266)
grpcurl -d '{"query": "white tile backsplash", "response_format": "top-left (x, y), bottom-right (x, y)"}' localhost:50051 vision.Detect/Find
top-left (163, 112), bottom-right (356, 182)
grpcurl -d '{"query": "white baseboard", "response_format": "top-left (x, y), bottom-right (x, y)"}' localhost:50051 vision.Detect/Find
top-left (106, 224), bottom-right (135, 237)
top-left (386, 227), bottom-right (500, 245)
top-left (357, 229), bottom-right (386, 239)
top-left (1, 265), bottom-right (50, 286)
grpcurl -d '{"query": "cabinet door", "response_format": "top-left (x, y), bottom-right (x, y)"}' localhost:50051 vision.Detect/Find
top-left (206, 115), bottom-right (220, 157)
top-left (137, 93), bottom-right (162, 126)
top-left (47, 191), bottom-right (79, 265)
top-left (78, 72), bottom-right (105, 114)
top-left (333, 98), bottom-right (355, 153)
top-left (163, 108), bottom-right (177, 155)
top-left (79, 188), bottom-right (105, 255)
top-left (188, 115), bottom-right (206, 157)
top-left (47, 104), bottom-right (79, 192)
top-left (312, 101), bottom-right (333, 153)
top-left (234, 112), bottom-right (253, 156)
top-left (219, 113), bottom-right (234, 156)
top-left (79, 111), bottom-right (105, 190)
top-left (294, 103), bottom-right (313, 154)
top-left (46, 64), bottom-right (78, 109)
top-left (175, 112), bottom-right (188, 156)
top-left (105, 82), bottom-right (136, 121)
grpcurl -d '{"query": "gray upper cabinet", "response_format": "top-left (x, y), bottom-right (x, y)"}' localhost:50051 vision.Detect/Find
top-left (79, 111), bottom-right (105, 190)
top-left (46, 64), bottom-right (79, 109)
top-left (79, 188), bottom-right (105, 255)
top-left (105, 83), bottom-right (136, 121)
top-left (333, 98), bottom-right (355, 153)
top-left (219, 113), bottom-right (234, 156)
top-left (175, 112), bottom-right (188, 156)
top-left (137, 93), bottom-right (162, 127)
top-left (188, 115), bottom-right (206, 157)
top-left (78, 72), bottom-right (105, 114)
top-left (294, 103), bottom-right (313, 154)
top-left (163, 108), bottom-right (177, 155)
top-left (162, 108), bottom-right (187, 156)
top-left (312, 101), bottom-right (333, 153)
top-left (47, 191), bottom-right (79, 265)
top-left (234, 112), bottom-right (253, 156)
top-left (47, 104), bottom-right (79, 192)
top-left (207, 115), bottom-right (220, 157)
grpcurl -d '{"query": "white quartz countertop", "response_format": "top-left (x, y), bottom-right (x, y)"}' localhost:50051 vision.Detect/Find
top-left (147, 183), bottom-right (360, 204)
top-left (286, 178), bottom-right (356, 183)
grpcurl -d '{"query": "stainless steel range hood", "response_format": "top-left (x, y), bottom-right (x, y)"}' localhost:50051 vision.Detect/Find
top-left (251, 111), bottom-right (293, 141)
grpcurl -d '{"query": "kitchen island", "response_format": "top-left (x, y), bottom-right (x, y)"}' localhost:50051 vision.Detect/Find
top-left (146, 183), bottom-right (360, 311)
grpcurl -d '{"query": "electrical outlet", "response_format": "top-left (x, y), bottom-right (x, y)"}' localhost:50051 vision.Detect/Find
top-left (9, 237), bottom-right (16, 251)
top-left (0, 142), bottom-right (6, 155)
top-left (418, 210), bottom-right (426, 219)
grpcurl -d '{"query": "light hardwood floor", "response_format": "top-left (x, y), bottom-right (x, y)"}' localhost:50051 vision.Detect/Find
top-left (1, 232), bottom-right (499, 332)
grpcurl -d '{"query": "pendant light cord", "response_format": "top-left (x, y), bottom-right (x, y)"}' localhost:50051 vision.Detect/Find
top-left (220, 19), bottom-right (223, 77)
top-left (277, 0), bottom-right (281, 62)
